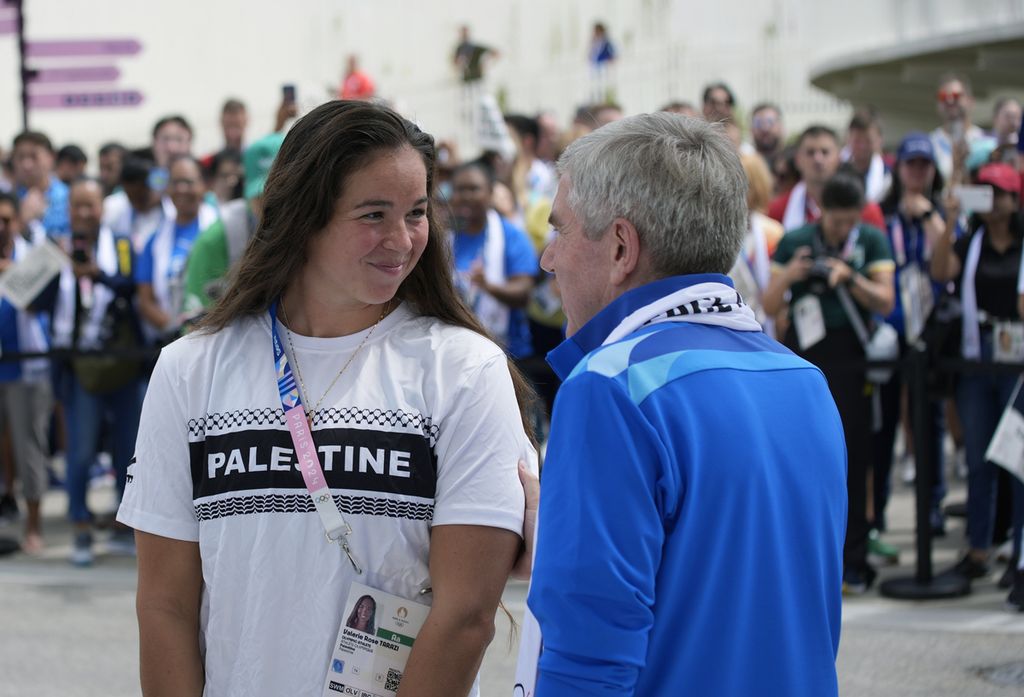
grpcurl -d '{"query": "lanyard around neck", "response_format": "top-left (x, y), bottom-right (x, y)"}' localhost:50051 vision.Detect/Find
top-left (269, 300), bottom-right (362, 574)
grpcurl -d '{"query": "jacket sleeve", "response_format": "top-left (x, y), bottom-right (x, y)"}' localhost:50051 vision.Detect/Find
top-left (528, 369), bottom-right (670, 697)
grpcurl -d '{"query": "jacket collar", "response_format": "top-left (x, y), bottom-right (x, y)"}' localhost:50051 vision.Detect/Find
top-left (546, 273), bottom-right (733, 379)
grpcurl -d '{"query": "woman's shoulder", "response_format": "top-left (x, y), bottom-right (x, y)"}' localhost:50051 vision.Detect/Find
top-left (157, 315), bottom-right (267, 373)
top-left (397, 312), bottom-right (507, 368)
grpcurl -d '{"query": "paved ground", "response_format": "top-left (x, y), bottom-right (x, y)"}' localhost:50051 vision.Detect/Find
top-left (2, 472), bottom-right (1023, 696)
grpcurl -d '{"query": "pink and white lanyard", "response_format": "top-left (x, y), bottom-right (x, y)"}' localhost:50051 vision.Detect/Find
top-left (269, 300), bottom-right (362, 574)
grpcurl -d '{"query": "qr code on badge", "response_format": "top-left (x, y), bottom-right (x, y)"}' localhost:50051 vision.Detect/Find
top-left (385, 667), bottom-right (403, 692)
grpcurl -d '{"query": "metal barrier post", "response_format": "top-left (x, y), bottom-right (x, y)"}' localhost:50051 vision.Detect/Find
top-left (879, 342), bottom-right (971, 599)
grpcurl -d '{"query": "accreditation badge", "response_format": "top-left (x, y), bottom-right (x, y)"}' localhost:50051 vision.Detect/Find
top-left (992, 321), bottom-right (1024, 364)
top-left (898, 263), bottom-right (934, 344)
top-left (322, 583), bottom-right (430, 697)
top-left (793, 294), bottom-right (826, 351)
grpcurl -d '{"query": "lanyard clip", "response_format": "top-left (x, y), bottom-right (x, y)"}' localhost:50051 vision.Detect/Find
top-left (325, 525), bottom-right (362, 575)
top-left (324, 521), bottom-right (353, 543)
top-left (339, 538), bottom-right (363, 575)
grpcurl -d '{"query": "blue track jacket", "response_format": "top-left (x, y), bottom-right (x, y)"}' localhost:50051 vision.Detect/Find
top-left (528, 274), bottom-right (847, 697)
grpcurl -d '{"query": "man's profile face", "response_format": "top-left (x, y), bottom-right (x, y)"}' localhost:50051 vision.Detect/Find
top-left (796, 134), bottom-right (839, 187)
top-left (542, 176), bottom-right (614, 336)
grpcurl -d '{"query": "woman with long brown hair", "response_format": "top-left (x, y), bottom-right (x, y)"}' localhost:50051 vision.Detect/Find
top-left (118, 100), bottom-right (536, 697)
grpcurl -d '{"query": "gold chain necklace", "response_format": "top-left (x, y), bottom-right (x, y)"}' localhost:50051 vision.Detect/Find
top-left (279, 299), bottom-right (389, 424)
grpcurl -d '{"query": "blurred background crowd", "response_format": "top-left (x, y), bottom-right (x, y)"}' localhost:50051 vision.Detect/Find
top-left (1, 6), bottom-right (1024, 613)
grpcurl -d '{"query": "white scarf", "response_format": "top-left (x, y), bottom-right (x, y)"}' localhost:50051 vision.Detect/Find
top-left (602, 281), bottom-right (764, 346)
top-left (458, 209), bottom-right (511, 345)
top-left (53, 226), bottom-right (118, 350)
top-left (149, 203), bottom-right (217, 327)
top-left (10, 237), bottom-right (50, 381)
top-left (960, 229), bottom-right (985, 360)
top-left (782, 181), bottom-right (816, 231)
top-left (864, 153), bottom-right (891, 203)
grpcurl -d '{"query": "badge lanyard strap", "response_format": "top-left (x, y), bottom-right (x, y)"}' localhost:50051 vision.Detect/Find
top-left (269, 300), bottom-right (363, 574)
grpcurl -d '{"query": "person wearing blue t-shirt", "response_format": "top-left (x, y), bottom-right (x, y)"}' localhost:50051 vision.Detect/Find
top-left (449, 160), bottom-right (537, 358)
top-left (136, 156), bottom-right (216, 341)
top-left (11, 131), bottom-right (70, 239)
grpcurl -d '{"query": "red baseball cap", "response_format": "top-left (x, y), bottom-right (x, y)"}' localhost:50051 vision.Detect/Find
top-left (977, 163), bottom-right (1021, 195)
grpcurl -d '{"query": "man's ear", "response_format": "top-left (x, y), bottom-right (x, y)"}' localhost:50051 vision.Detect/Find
top-left (608, 217), bottom-right (641, 286)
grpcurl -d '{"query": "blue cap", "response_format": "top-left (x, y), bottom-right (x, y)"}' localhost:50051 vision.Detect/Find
top-left (897, 132), bottom-right (934, 163)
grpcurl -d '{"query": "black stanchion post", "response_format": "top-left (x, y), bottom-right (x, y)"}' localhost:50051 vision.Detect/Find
top-left (912, 340), bottom-right (934, 585)
top-left (880, 342), bottom-right (971, 599)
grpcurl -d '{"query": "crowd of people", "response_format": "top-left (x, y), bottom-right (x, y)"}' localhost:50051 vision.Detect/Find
top-left (0, 49), bottom-right (1022, 624)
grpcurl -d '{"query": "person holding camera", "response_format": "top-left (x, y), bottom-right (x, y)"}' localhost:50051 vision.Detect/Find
top-left (765, 173), bottom-right (896, 594)
top-left (49, 179), bottom-right (145, 566)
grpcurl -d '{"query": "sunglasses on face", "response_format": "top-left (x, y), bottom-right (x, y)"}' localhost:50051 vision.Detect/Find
top-left (937, 89), bottom-right (964, 104)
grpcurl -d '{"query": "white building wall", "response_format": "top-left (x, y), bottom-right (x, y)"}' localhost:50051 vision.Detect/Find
top-left (0, 0), bottom-right (1019, 163)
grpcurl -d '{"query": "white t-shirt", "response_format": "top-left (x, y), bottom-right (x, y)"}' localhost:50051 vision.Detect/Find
top-left (118, 303), bottom-right (532, 697)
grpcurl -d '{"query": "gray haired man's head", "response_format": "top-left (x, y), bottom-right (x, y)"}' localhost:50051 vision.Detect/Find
top-left (556, 112), bottom-right (747, 278)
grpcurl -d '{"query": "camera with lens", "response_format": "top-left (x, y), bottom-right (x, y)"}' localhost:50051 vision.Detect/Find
top-left (806, 257), bottom-right (833, 295)
top-left (71, 233), bottom-right (90, 264)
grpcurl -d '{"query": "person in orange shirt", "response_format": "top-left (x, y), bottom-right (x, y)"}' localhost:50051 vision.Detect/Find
top-left (338, 55), bottom-right (375, 101)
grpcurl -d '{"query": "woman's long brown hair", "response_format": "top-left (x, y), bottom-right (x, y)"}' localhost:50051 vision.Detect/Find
top-left (200, 100), bottom-right (537, 442)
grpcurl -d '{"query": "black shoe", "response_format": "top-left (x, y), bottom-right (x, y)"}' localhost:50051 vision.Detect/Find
top-left (998, 561), bottom-right (1019, 589)
top-left (0, 494), bottom-right (19, 525)
top-left (842, 565), bottom-right (878, 595)
top-left (951, 554), bottom-right (989, 580)
top-left (1006, 570), bottom-right (1024, 612)
top-left (944, 501), bottom-right (967, 519)
top-left (0, 536), bottom-right (19, 556)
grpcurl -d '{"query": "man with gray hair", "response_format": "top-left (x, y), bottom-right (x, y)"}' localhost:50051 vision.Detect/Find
top-left (520, 113), bottom-right (847, 696)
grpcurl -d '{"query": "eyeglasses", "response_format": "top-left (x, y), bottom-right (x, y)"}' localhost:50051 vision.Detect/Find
top-left (937, 89), bottom-right (964, 104)
top-left (752, 115), bottom-right (778, 129)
